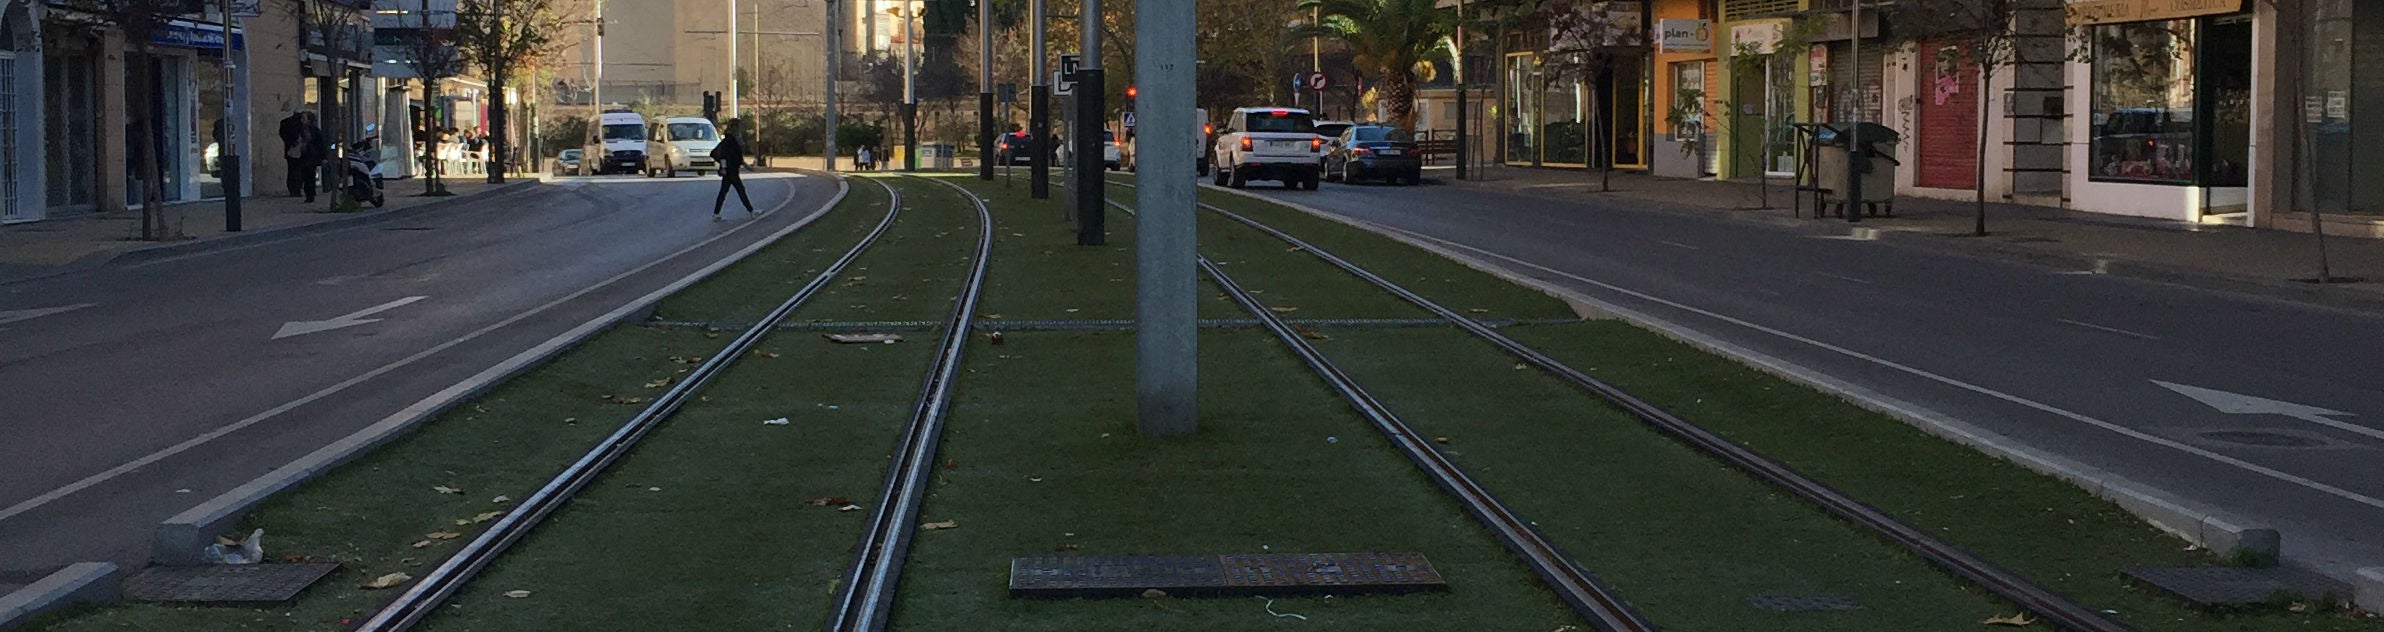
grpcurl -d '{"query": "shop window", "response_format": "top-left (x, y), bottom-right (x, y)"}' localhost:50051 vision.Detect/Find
top-left (2088, 20), bottom-right (2196, 184)
top-left (1669, 61), bottom-right (1704, 143)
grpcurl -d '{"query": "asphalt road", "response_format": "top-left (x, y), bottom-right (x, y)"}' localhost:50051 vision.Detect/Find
top-left (1244, 177), bottom-right (2384, 579)
top-left (0, 172), bottom-right (841, 574)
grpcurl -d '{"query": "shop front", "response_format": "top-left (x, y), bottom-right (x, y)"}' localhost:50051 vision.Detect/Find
top-left (2296, 0), bottom-right (2384, 233)
top-left (1, 0), bottom-right (35, 223)
top-left (2067, 0), bottom-right (2254, 221)
top-left (118, 18), bottom-right (244, 208)
top-left (1499, 1), bottom-right (1651, 171)
top-left (1647, 0), bottom-right (1719, 179)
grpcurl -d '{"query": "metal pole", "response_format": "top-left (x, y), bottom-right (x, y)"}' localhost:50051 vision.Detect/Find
top-left (865, 0), bottom-right (876, 57)
top-left (1846, 0), bottom-right (1863, 223)
top-left (1135, 0), bottom-right (1195, 436)
top-left (825, 0), bottom-right (840, 171)
top-left (221, 0), bottom-right (243, 230)
top-left (592, 0), bottom-right (604, 109)
top-left (1075, 0), bottom-right (1103, 244)
top-left (1453, 0), bottom-right (1467, 181)
top-left (902, 2), bottom-right (917, 171)
top-left (1029, 0), bottom-right (1049, 198)
top-left (727, 0), bottom-right (739, 119)
top-left (978, 0), bottom-right (994, 180)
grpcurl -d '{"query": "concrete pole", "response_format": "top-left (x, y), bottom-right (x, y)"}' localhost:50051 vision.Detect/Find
top-left (825, 0), bottom-right (840, 171)
top-left (727, 0), bottom-right (739, 119)
top-left (1029, 0), bottom-right (1049, 197)
top-left (221, 0), bottom-right (242, 231)
top-left (902, 2), bottom-right (917, 171)
top-left (1074, 0), bottom-right (1103, 244)
top-left (1135, 0), bottom-right (1196, 436)
top-left (978, 0), bottom-right (994, 179)
top-left (1846, 0), bottom-right (1863, 223)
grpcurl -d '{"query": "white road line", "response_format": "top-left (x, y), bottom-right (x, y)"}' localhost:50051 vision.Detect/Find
top-left (0, 178), bottom-right (832, 524)
top-left (1815, 272), bottom-right (1875, 285)
top-left (1657, 240), bottom-right (1701, 251)
top-left (1373, 222), bottom-right (2384, 512)
top-left (2058, 318), bottom-right (2161, 341)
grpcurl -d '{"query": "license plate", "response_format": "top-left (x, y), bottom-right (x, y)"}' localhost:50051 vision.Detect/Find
top-left (1269, 140), bottom-right (1303, 150)
top-left (1377, 149), bottom-right (1403, 156)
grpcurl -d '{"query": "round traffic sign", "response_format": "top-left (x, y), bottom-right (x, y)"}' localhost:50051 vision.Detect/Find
top-left (1307, 72), bottom-right (1328, 91)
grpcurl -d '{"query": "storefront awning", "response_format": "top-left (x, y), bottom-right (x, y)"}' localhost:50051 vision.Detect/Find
top-left (2065, 0), bottom-right (2244, 26)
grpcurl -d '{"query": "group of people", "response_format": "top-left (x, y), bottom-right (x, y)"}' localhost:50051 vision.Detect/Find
top-left (853, 145), bottom-right (894, 171)
top-left (277, 111), bottom-right (327, 203)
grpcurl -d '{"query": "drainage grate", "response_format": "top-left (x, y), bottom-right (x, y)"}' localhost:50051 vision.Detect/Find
top-left (2198, 431), bottom-right (2326, 448)
top-left (1748, 594), bottom-right (1861, 612)
top-left (1010, 552), bottom-right (1445, 599)
top-left (2122, 566), bottom-right (2352, 607)
top-left (124, 563), bottom-right (341, 603)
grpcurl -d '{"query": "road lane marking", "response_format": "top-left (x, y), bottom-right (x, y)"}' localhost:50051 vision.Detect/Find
top-left (2058, 318), bottom-right (2160, 341)
top-left (1370, 222), bottom-right (2384, 512)
top-left (0, 177), bottom-right (834, 524)
top-left (2156, 381), bottom-right (2375, 442)
top-left (1815, 272), bottom-right (1875, 285)
top-left (1656, 240), bottom-right (1701, 251)
top-left (0, 304), bottom-right (97, 327)
top-left (274, 296), bottom-right (429, 340)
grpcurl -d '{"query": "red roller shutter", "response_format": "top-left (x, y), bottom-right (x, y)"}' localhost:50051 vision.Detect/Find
top-left (1916, 43), bottom-right (1979, 190)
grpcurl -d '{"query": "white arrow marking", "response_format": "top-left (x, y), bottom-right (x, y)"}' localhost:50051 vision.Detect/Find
top-left (0, 303), bottom-right (97, 327)
top-left (275, 296), bottom-right (428, 340)
top-left (2154, 380), bottom-right (2376, 441)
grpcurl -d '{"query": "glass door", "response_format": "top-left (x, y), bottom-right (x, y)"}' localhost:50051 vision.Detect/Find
top-left (0, 51), bottom-right (20, 222)
top-left (126, 56), bottom-right (189, 206)
top-left (45, 51), bottom-right (98, 210)
top-left (1610, 56), bottom-right (1647, 169)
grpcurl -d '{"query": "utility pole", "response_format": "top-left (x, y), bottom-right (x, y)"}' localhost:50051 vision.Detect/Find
top-left (592, 0), bottom-right (605, 109)
top-left (1135, 0), bottom-right (1195, 436)
top-left (978, 0), bottom-right (993, 180)
top-left (1846, 0), bottom-right (1864, 224)
top-left (220, 0), bottom-right (243, 230)
top-left (1453, 0), bottom-right (1467, 181)
top-left (1074, 0), bottom-right (1103, 244)
top-left (1029, 0), bottom-right (1049, 198)
top-left (902, 1), bottom-right (917, 171)
top-left (726, 0), bottom-right (739, 120)
top-left (825, 0), bottom-right (840, 171)
top-left (1311, 6), bottom-right (1321, 117)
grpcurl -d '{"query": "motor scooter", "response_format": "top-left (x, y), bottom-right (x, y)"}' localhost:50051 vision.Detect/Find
top-left (344, 130), bottom-right (387, 208)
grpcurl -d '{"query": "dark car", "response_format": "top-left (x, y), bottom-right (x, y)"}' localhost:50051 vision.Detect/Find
top-left (1323, 125), bottom-right (1423, 185)
top-left (996, 131), bottom-right (1056, 165)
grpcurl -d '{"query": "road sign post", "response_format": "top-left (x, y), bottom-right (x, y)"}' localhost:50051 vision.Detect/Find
top-left (1306, 72), bottom-right (1329, 117)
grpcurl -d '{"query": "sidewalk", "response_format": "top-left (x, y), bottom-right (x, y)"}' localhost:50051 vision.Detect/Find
top-left (0, 177), bottom-right (529, 284)
top-left (1446, 165), bottom-right (2384, 312)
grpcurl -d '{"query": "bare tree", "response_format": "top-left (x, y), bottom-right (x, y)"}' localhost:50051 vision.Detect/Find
top-left (286, 0), bottom-right (374, 205)
top-left (1886, 0), bottom-right (2025, 236)
top-left (455, 0), bottom-right (572, 184)
top-left (1540, 0), bottom-right (1648, 192)
top-left (399, 0), bottom-right (466, 195)
top-left (52, 0), bottom-right (187, 239)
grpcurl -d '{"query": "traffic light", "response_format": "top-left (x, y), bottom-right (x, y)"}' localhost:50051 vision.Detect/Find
top-left (1126, 86), bottom-right (1138, 100)
top-left (702, 92), bottom-right (721, 121)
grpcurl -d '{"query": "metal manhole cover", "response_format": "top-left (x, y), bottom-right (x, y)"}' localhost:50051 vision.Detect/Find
top-left (1749, 594), bottom-right (1861, 612)
top-left (124, 563), bottom-right (341, 603)
top-left (2199, 431), bottom-right (2326, 447)
top-left (2122, 566), bottom-right (2351, 607)
top-left (1010, 552), bottom-right (1445, 598)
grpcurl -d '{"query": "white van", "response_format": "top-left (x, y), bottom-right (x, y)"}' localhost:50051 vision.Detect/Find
top-left (645, 116), bottom-right (721, 177)
top-left (581, 110), bottom-right (648, 175)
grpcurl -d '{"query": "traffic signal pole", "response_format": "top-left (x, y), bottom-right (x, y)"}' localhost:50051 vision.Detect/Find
top-left (1074, 0), bottom-right (1103, 245)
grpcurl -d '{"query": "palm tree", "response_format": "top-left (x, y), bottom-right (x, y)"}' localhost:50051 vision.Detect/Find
top-left (1292, 0), bottom-right (1453, 129)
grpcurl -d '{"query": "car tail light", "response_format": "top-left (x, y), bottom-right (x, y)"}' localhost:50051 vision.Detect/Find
top-left (1240, 137), bottom-right (1252, 151)
top-left (1349, 147), bottom-right (1370, 156)
top-left (1311, 138), bottom-right (1323, 152)
top-left (1204, 123), bottom-right (1214, 136)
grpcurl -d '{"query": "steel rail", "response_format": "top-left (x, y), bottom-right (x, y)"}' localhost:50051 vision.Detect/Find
top-left (822, 175), bottom-right (994, 632)
top-left (1100, 196), bottom-right (1658, 631)
top-left (1191, 195), bottom-right (2136, 632)
top-left (354, 177), bottom-right (910, 632)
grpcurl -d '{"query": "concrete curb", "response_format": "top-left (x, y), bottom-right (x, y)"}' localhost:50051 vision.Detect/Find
top-left (1207, 183), bottom-right (2288, 565)
top-left (1453, 180), bottom-right (2384, 317)
top-left (0, 182), bottom-right (537, 287)
top-left (153, 173), bottom-right (850, 565)
top-left (0, 563), bottom-right (120, 630)
top-left (2356, 567), bottom-right (2384, 612)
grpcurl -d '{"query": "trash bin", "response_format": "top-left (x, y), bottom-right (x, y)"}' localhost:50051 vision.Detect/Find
top-left (1813, 123), bottom-right (1901, 205)
top-left (923, 142), bottom-right (957, 169)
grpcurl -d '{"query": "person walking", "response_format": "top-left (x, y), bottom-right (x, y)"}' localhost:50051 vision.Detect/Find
top-left (710, 118), bottom-right (755, 221)
top-left (280, 112), bottom-right (326, 202)
top-left (856, 144), bottom-right (873, 172)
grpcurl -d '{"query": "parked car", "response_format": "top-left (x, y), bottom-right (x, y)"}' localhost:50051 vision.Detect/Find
top-left (552, 149), bottom-right (582, 176)
top-left (1312, 119), bottom-right (1356, 171)
top-left (645, 116), bottom-right (721, 177)
top-left (1323, 124), bottom-right (1423, 185)
top-left (581, 110), bottom-right (648, 175)
top-left (1058, 130), bottom-right (1123, 170)
top-left (996, 131), bottom-right (1054, 165)
top-left (1211, 107), bottom-right (1324, 190)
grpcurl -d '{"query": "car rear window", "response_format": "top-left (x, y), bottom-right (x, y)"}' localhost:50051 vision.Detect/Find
top-left (668, 123), bottom-right (718, 141)
top-left (1353, 127), bottom-right (1413, 142)
top-left (1247, 112), bottom-right (1315, 134)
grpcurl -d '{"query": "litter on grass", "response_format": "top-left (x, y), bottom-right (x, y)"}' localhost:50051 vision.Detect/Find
top-left (504, 590), bottom-right (533, 599)
top-left (202, 528), bottom-right (265, 565)
top-left (763, 417), bottom-right (792, 425)
top-left (1264, 598), bottom-right (1309, 620)
top-left (921, 520), bottom-right (959, 531)
top-left (361, 572), bottom-right (411, 590)
top-left (826, 333), bottom-right (904, 344)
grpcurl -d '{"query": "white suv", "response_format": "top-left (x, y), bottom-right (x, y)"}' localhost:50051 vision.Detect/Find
top-left (1211, 107), bottom-right (1324, 190)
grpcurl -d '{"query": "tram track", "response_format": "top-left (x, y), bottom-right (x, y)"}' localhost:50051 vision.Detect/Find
top-left (1098, 178), bottom-right (2135, 632)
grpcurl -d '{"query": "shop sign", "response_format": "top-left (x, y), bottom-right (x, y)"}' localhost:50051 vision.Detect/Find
top-left (1809, 44), bottom-right (1829, 86)
top-left (1656, 19), bottom-right (1710, 54)
top-left (150, 20), bottom-right (245, 51)
top-left (2065, 0), bottom-right (2244, 26)
top-left (1728, 19), bottom-right (1786, 55)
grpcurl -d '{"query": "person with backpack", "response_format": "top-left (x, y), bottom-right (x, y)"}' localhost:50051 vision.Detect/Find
top-left (711, 118), bottom-right (755, 221)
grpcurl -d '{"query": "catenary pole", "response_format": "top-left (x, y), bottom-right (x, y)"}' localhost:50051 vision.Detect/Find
top-left (221, 0), bottom-right (243, 230)
top-left (1029, 0), bottom-right (1049, 197)
top-left (824, 0), bottom-right (840, 171)
top-left (902, 1), bottom-right (916, 171)
top-left (978, 0), bottom-right (994, 179)
top-left (1135, 0), bottom-right (1195, 436)
top-left (1074, 0), bottom-right (1103, 243)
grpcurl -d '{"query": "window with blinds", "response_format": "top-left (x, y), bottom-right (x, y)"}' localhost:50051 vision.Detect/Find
top-left (1723, 0), bottom-right (1800, 21)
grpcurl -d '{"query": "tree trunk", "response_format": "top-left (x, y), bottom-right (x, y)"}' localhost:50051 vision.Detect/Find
top-left (1974, 66), bottom-right (1992, 236)
top-left (489, 69), bottom-right (508, 184)
top-left (423, 83), bottom-right (446, 194)
top-left (1385, 70), bottom-right (1418, 130)
top-left (130, 54), bottom-right (167, 240)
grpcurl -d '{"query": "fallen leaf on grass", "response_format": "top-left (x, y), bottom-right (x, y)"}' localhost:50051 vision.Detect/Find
top-left (409, 540), bottom-right (435, 549)
top-left (432, 485), bottom-right (464, 495)
top-left (838, 504), bottom-right (862, 512)
top-left (616, 396), bottom-right (648, 404)
top-left (1285, 246), bottom-right (1304, 253)
top-left (920, 520), bottom-right (959, 531)
top-left (491, 496), bottom-right (512, 504)
top-left (642, 378), bottom-right (671, 389)
top-left (1141, 589), bottom-right (1168, 599)
top-left (1983, 613), bottom-right (2037, 626)
top-left (455, 511), bottom-right (504, 526)
top-left (1268, 306), bottom-right (1298, 314)
top-left (504, 590), bottom-right (532, 599)
top-left (1295, 328), bottom-right (1330, 341)
top-left (1055, 543), bottom-right (1083, 552)
top-left (752, 351), bottom-right (782, 359)
top-left (361, 573), bottom-right (412, 590)
top-left (826, 333), bottom-right (904, 344)
top-left (1433, 437), bottom-right (1451, 444)
top-left (424, 531), bottom-right (462, 541)
top-left (1468, 308), bottom-right (1490, 314)
top-left (703, 332), bottom-right (721, 339)
top-left (805, 496), bottom-right (853, 507)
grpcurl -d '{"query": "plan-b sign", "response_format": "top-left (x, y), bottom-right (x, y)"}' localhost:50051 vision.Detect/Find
top-left (2065, 0), bottom-right (2243, 25)
top-left (1656, 19), bottom-right (1711, 54)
